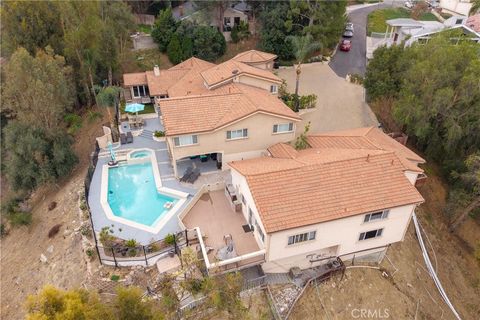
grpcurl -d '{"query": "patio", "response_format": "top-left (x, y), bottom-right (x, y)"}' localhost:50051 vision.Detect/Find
top-left (182, 190), bottom-right (264, 271)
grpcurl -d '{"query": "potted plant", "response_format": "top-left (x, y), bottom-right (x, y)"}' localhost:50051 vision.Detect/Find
top-left (153, 130), bottom-right (166, 142)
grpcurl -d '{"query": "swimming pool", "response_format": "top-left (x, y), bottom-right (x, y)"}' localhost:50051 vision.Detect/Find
top-left (130, 150), bottom-right (151, 158)
top-left (107, 162), bottom-right (178, 227)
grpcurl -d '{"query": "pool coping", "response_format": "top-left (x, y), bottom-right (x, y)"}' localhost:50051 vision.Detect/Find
top-left (100, 148), bottom-right (189, 234)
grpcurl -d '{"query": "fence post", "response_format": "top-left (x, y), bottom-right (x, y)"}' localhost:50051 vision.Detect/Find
top-left (111, 247), bottom-right (118, 268)
top-left (143, 246), bottom-right (148, 266)
top-left (352, 254), bottom-right (355, 266)
top-left (173, 233), bottom-right (179, 255)
top-left (185, 229), bottom-right (189, 247)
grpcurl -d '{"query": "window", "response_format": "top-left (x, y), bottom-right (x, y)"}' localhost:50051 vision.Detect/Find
top-left (273, 123), bottom-right (294, 133)
top-left (256, 221), bottom-right (265, 243)
top-left (224, 17), bottom-right (231, 25)
top-left (132, 85), bottom-right (148, 98)
top-left (248, 207), bottom-right (254, 225)
top-left (359, 228), bottom-right (383, 241)
top-left (270, 85), bottom-right (278, 93)
top-left (364, 210), bottom-right (389, 223)
top-left (173, 135), bottom-right (198, 147)
top-left (226, 128), bottom-right (248, 140)
top-left (241, 194), bottom-right (246, 205)
top-left (287, 231), bottom-right (316, 245)
top-left (455, 18), bottom-right (463, 25)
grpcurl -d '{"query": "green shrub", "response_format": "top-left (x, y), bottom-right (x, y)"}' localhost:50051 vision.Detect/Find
top-left (128, 249), bottom-right (138, 257)
top-left (86, 248), bottom-right (94, 258)
top-left (9, 211), bottom-right (32, 226)
top-left (110, 274), bottom-right (120, 281)
top-left (125, 239), bottom-right (138, 248)
top-left (350, 73), bottom-right (364, 85)
top-left (0, 224), bottom-right (7, 237)
top-left (167, 33), bottom-right (183, 65)
top-left (80, 224), bottom-right (91, 237)
top-left (164, 233), bottom-right (176, 245)
top-left (154, 130), bottom-right (165, 137)
top-left (231, 21), bottom-right (250, 43)
top-left (99, 227), bottom-right (115, 246)
top-left (64, 113), bottom-right (82, 135)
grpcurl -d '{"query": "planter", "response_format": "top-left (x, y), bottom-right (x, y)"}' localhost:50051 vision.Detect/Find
top-left (153, 135), bottom-right (166, 142)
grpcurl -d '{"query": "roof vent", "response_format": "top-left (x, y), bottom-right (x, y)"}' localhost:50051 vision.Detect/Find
top-left (232, 69), bottom-right (239, 75)
top-left (366, 154), bottom-right (370, 162)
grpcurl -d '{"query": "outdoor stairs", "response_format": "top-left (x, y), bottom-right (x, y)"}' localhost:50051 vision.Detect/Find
top-left (138, 129), bottom-right (154, 140)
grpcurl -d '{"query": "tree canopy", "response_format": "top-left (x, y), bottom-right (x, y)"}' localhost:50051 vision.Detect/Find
top-left (151, 7), bottom-right (178, 52)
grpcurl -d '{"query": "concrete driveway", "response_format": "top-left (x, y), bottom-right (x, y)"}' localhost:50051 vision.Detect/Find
top-left (277, 63), bottom-right (378, 135)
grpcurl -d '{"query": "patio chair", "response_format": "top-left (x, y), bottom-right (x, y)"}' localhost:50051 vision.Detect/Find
top-left (126, 132), bottom-right (134, 144)
top-left (120, 133), bottom-right (127, 145)
top-left (187, 168), bottom-right (200, 184)
top-left (180, 166), bottom-right (194, 182)
top-left (136, 117), bottom-right (145, 127)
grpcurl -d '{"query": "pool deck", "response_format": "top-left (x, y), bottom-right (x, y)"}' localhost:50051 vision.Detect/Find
top-left (88, 118), bottom-right (199, 245)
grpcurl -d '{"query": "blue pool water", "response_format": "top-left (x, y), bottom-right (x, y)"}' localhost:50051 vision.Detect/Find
top-left (130, 150), bottom-right (151, 158)
top-left (107, 162), bottom-right (177, 226)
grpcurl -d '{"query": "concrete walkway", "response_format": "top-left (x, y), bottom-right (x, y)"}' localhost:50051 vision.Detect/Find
top-left (277, 63), bottom-right (378, 135)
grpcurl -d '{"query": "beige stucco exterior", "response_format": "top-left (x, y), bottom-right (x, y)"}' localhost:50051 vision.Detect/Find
top-left (231, 167), bottom-right (420, 273)
top-left (235, 74), bottom-right (280, 93)
top-left (167, 112), bottom-right (298, 177)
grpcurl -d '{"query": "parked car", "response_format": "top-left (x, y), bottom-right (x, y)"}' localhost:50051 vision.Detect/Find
top-left (339, 39), bottom-right (351, 52)
top-left (427, 0), bottom-right (439, 8)
top-left (345, 22), bottom-right (354, 32)
top-left (404, 1), bottom-right (414, 9)
top-left (343, 30), bottom-right (354, 38)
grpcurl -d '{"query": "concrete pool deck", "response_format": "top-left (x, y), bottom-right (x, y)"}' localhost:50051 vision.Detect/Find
top-left (88, 118), bottom-right (198, 245)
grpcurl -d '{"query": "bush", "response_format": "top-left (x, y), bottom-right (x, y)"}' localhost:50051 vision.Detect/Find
top-left (151, 8), bottom-right (178, 52)
top-left (164, 233), bottom-right (176, 245)
top-left (231, 21), bottom-right (250, 43)
top-left (86, 248), bottom-right (95, 258)
top-left (8, 211), bottom-right (32, 226)
top-left (125, 239), bottom-right (138, 248)
top-left (0, 224), bottom-right (7, 237)
top-left (350, 73), bottom-right (364, 85)
top-left (110, 274), bottom-right (120, 281)
top-left (154, 130), bottom-right (165, 137)
top-left (80, 224), bottom-right (91, 237)
top-left (64, 113), bottom-right (82, 135)
top-left (99, 227), bottom-right (115, 246)
top-left (167, 33), bottom-right (183, 65)
top-left (192, 26), bottom-right (226, 61)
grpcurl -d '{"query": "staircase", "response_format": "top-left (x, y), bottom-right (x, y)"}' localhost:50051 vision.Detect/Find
top-left (138, 129), bottom-right (154, 140)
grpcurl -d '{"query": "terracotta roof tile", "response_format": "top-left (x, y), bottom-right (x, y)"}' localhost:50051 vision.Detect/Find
top-left (159, 83), bottom-right (300, 136)
top-left (201, 60), bottom-right (282, 87)
top-left (232, 50), bottom-right (277, 63)
top-left (230, 152), bottom-right (424, 233)
top-left (123, 72), bottom-right (147, 86)
top-left (267, 143), bottom-right (298, 159)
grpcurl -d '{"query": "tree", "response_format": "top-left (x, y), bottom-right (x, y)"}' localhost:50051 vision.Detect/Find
top-left (231, 21), bottom-right (251, 43)
top-left (193, 26), bottom-right (226, 61)
top-left (259, 2), bottom-right (295, 60)
top-left (202, 273), bottom-right (246, 319)
top-left (193, 0), bottom-right (234, 32)
top-left (96, 86), bottom-right (122, 125)
top-left (470, 0), bottom-right (480, 15)
top-left (0, 1), bottom-right (64, 56)
top-left (3, 47), bottom-right (75, 131)
top-left (151, 7), bottom-right (178, 52)
top-left (167, 33), bottom-right (183, 65)
top-left (286, 34), bottom-right (322, 109)
top-left (3, 123), bottom-right (78, 192)
top-left (26, 285), bottom-right (114, 320)
top-left (295, 122), bottom-right (311, 150)
top-left (114, 287), bottom-right (162, 320)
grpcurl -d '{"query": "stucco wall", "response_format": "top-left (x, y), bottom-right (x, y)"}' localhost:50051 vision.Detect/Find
top-left (404, 171), bottom-right (419, 185)
top-left (440, 0), bottom-right (472, 16)
top-left (236, 74), bottom-right (279, 93)
top-left (168, 112), bottom-right (297, 164)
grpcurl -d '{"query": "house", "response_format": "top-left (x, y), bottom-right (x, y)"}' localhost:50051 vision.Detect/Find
top-left (122, 50), bottom-right (299, 178)
top-left (367, 16), bottom-right (480, 58)
top-left (439, 0), bottom-right (473, 16)
top-left (465, 13), bottom-right (480, 32)
top-left (172, 1), bottom-right (249, 41)
top-left (227, 127), bottom-right (425, 273)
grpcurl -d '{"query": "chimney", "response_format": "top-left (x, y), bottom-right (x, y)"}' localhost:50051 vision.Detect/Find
top-left (153, 65), bottom-right (160, 76)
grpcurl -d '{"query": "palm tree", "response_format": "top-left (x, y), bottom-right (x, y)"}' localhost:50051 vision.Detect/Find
top-left (286, 34), bottom-right (322, 110)
top-left (470, 0), bottom-right (480, 15)
top-left (96, 86), bottom-right (122, 126)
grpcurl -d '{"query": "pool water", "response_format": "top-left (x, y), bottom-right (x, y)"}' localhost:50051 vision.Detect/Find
top-left (130, 150), bottom-right (151, 158)
top-left (107, 162), bottom-right (177, 226)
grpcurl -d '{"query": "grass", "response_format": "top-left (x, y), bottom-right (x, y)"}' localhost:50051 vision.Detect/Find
top-left (367, 8), bottom-right (439, 35)
top-left (120, 103), bottom-right (156, 115)
top-left (120, 48), bottom-right (172, 74)
top-left (137, 24), bottom-right (152, 34)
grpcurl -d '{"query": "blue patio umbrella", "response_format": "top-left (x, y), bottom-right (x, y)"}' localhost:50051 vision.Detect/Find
top-left (125, 103), bottom-right (145, 116)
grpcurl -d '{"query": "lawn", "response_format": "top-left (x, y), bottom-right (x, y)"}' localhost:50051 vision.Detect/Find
top-left (120, 103), bottom-right (156, 115)
top-left (367, 8), bottom-right (438, 35)
top-left (137, 24), bottom-right (152, 34)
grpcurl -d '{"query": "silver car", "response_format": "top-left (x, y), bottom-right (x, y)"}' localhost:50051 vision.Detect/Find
top-left (345, 22), bottom-right (354, 32)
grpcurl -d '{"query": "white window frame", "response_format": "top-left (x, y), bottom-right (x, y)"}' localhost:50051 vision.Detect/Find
top-left (364, 210), bottom-right (389, 223)
top-left (270, 85), bottom-right (278, 94)
top-left (287, 231), bottom-right (316, 245)
top-left (226, 128), bottom-right (248, 140)
top-left (132, 85), bottom-right (148, 98)
top-left (359, 228), bottom-right (383, 241)
top-left (173, 135), bottom-right (198, 147)
top-left (273, 123), bottom-right (294, 134)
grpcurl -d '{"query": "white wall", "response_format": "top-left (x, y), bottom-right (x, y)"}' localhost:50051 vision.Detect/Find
top-left (404, 171), bottom-right (419, 185)
top-left (231, 168), bottom-right (268, 250)
top-left (440, 0), bottom-right (472, 16)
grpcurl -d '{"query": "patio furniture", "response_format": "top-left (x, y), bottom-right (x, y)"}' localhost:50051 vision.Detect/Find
top-left (216, 234), bottom-right (237, 261)
top-left (200, 154), bottom-right (208, 163)
top-left (120, 133), bottom-right (127, 145)
top-left (186, 168), bottom-right (200, 184)
top-left (126, 132), bottom-right (134, 144)
top-left (180, 166), bottom-right (194, 182)
top-left (136, 117), bottom-right (145, 128)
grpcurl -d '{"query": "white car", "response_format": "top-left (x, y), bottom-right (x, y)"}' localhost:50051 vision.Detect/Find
top-left (404, 1), bottom-right (414, 8)
top-left (345, 22), bottom-right (354, 32)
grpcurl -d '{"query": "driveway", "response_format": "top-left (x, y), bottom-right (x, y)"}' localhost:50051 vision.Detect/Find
top-left (277, 63), bottom-right (378, 135)
top-left (329, 1), bottom-right (400, 77)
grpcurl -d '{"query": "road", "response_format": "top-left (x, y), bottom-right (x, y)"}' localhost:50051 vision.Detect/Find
top-left (329, 1), bottom-right (401, 78)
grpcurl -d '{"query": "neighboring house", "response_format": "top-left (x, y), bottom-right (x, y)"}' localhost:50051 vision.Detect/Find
top-left (122, 50), bottom-right (299, 177)
top-left (368, 16), bottom-right (480, 57)
top-left (232, 50), bottom-right (278, 70)
top-left (172, 1), bottom-right (249, 41)
top-left (439, 0), bottom-right (473, 16)
top-left (466, 13), bottom-right (480, 31)
top-left (228, 127), bottom-right (425, 273)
